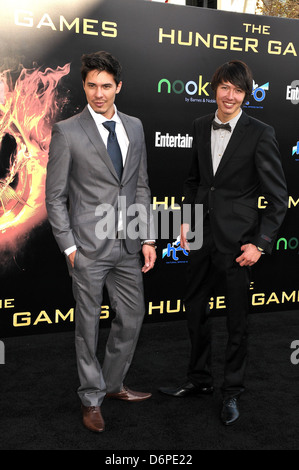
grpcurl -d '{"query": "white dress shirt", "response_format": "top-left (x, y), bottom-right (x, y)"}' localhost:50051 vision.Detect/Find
top-left (87, 104), bottom-right (129, 165)
top-left (211, 110), bottom-right (242, 175)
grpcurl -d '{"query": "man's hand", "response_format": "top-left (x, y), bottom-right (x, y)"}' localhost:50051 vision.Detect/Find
top-left (142, 244), bottom-right (156, 273)
top-left (236, 243), bottom-right (262, 267)
top-left (180, 223), bottom-right (190, 251)
top-left (68, 250), bottom-right (77, 268)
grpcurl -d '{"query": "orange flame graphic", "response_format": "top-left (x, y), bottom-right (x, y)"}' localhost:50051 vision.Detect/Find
top-left (0, 63), bottom-right (70, 251)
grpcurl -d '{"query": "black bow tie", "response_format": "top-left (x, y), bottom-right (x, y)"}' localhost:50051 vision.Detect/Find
top-left (212, 120), bottom-right (231, 132)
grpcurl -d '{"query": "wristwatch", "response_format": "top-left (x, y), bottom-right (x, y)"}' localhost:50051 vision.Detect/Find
top-left (142, 241), bottom-right (157, 249)
top-left (257, 246), bottom-right (264, 253)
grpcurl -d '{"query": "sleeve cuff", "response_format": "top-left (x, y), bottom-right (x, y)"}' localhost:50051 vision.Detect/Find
top-left (64, 245), bottom-right (77, 256)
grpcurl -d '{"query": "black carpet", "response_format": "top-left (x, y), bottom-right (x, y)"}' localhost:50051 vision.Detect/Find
top-left (0, 310), bottom-right (299, 451)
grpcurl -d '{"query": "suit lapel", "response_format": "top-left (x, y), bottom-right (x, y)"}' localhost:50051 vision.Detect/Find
top-left (214, 112), bottom-right (250, 179)
top-left (78, 106), bottom-right (120, 180)
top-left (202, 115), bottom-right (214, 179)
top-left (118, 111), bottom-right (134, 181)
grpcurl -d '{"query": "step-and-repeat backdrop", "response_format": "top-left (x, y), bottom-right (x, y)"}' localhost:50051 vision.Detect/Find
top-left (0, 0), bottom-right (298, 336)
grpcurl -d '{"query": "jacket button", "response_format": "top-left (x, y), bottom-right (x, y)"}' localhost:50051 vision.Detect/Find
top-left (210, 186), bottom-right (215, 191)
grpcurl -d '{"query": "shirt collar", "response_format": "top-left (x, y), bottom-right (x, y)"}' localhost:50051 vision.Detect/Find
top-left (214, 109), bottom-right (242, 131)
top-left (87, 104), bottom-right (121, 125)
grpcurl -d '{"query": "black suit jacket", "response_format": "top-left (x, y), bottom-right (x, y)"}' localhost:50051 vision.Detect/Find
top-left (183, 112), bottom-right (288, 254)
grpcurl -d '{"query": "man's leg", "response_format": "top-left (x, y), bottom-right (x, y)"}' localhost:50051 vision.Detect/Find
top-left (159, 223), bottom-right (218, 397)
top-left (221, 256), bottom-right (251, 398)
top-left (184, 249), bottom-right (214, 386)
top-left (71, 249), bottom-right (111, 408)
top-left (217, 253), bottom-right (251, 426)
top-left (102, 240), bottom-right (146, 394)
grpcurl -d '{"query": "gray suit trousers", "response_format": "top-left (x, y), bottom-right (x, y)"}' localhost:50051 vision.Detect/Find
top-left (71, 239), bottom-right (145, 407)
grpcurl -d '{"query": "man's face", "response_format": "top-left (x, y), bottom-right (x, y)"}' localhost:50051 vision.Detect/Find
top-left (83, 70), bottom-right (122, 119)
top-left (216, 81), bottom-right (246, 122)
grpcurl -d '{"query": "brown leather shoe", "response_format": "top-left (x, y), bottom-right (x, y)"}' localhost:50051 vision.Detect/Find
top-left (106, 385), bottom-right (152, 402)
top-left (82, 405), bottom-right (105, 433)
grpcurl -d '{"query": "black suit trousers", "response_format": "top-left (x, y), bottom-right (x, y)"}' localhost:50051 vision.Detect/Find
top-left (184, 219), bottom-right (251, 397)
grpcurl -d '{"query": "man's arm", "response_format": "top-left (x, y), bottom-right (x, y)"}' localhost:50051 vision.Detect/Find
top-left (251, 124), bottom-right (288, 254)
top-left (182, 121), bottom-right (201, 207)
top-left (236, 124), bottom-right (288, 267)
top-left (45, 124), bottom-right (76, 254)
top-left (133, 120), bottom-right (156, 271)
top-left (180, 121), bottom-right (201, 249)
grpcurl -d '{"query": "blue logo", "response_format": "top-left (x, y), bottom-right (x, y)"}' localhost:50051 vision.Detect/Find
top-left (292, 141), bottom-right (299, 161)
top-left (252, 81), bottom-right (269, 102)
top-left (244, 80), bottom-right (269, 109)
top-left (162, 238), bottom-right (189, 264)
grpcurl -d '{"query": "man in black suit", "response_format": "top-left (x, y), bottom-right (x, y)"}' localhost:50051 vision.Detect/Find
top-left (159, 60), bottom-right (288, 425)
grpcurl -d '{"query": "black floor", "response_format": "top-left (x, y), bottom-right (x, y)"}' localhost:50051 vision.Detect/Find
top-left (0, 310), bottom-right (299, 451)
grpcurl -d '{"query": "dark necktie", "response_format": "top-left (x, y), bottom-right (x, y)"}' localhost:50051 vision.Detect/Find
top-left (212, 120), bottom-right (231, 132)
top-left (103, 121), bottom-right (123, 180)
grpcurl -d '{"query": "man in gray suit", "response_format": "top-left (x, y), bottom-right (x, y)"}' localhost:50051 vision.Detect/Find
top-left (46, 51), bottom-right (156, 433)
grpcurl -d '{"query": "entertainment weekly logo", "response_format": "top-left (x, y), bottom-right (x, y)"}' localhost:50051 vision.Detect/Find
top-left (155, 131), bottom-right (193, 148)
top-left (286, 80), bottom-right (299, 104)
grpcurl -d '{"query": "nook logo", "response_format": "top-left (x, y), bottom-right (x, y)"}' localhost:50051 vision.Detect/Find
top-left (276, 237), bottom-right (299, 252)
top-left (157, 75), bottom-right (211, 96)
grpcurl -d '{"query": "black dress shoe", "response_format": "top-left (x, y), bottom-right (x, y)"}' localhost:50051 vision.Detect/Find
top-left (159, 381), bottom-right (214, 397)
top-left (221, 397), bottom-right (240, 425)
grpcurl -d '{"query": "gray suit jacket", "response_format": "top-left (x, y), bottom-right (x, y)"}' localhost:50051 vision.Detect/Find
top-left (46, 106), bottom-right (154, 259)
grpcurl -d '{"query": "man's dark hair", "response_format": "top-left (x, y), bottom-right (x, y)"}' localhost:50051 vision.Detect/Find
top-left (210, 60), bottom-right (253, 102)
top-left (81, 51), bottom-right (122, 85)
